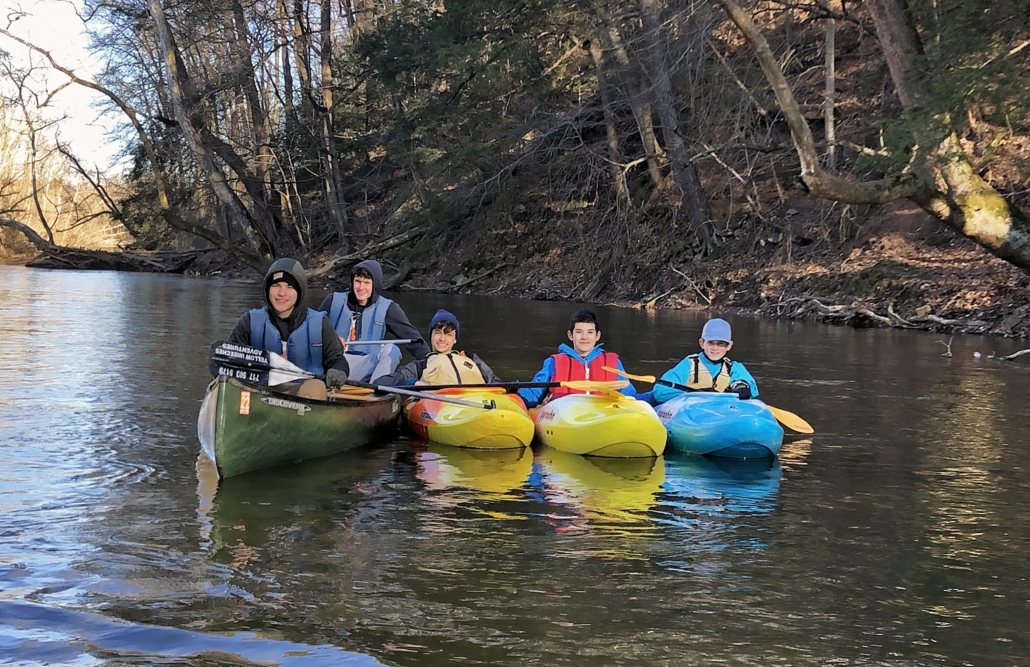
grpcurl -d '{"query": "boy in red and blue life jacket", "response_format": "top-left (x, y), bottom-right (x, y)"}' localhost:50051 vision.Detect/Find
top-left (652, 318), bottom-right (759, 404)
top-left (517, 309), bottom-right (637, 408)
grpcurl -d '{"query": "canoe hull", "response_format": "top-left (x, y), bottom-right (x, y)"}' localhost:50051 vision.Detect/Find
top-left (405, 388), bottom-right (534, 449)
top-left (656, 393), bottom-right (783, 458)
top-left (532, 394), bottom-right (666, 457)
top-left (198, 376), bottom-right (400, 478)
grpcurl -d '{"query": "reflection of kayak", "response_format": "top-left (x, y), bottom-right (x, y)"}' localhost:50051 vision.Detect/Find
top-left (197, 376), bottom-right (400, 478)
top-left (538, 447), bottom-right (666, 515)
top-left (662, 454), bottom-right (782, 515)
top-left (656, 393), bottom-right (783, 458)
top-left (405, 388), bottom-right (533, 449)
top-left (531, 394), bottom-right (667, 457)
top-left (415, 441), bottom-right (533, 494)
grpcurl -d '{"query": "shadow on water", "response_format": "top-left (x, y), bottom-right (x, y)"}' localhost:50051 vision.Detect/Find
top-left (0, 599), bottom-right (379, 666)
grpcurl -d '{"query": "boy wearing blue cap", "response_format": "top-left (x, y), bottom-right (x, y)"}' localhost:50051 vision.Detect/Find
top-left (651, 318), bottom-right (759, 403)
top-left (376, 309), bottom-right (500, 386)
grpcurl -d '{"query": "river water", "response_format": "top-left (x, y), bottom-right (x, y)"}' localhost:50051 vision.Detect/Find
top-left (1, 264), bottom-right (1029, 666)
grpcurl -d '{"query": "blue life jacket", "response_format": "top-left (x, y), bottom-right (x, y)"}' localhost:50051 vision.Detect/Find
top-left (249, 307), bottom-right (325, 375)
top-left (327, 293), bottom-right (393, 356)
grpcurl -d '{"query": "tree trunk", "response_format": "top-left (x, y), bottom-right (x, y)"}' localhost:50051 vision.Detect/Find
top-left (320, 0), bottom-right (350, 245)
top-left (147, 0), bottom-right (271, 261)
top-left (588, 36), bottom-right (630, 210)
top-left (592, 5), bottom-right (664, 188)
top-left (640, 0), bottom-right (713, 250)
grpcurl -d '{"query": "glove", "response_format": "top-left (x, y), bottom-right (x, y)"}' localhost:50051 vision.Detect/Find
top-left (728, 380), bottom-right (752, 400)
top-left (326, 369), bottom-right (348, 391)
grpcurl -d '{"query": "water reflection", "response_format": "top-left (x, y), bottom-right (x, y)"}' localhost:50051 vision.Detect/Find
top-left (413, 441), bottom-right (533, 496)
top-left (7, 265), bottom-right (1030, 666)
top-left (661, 454), bottom-right (783, 517)
top-left (532, 448), bottom-right (666, 554)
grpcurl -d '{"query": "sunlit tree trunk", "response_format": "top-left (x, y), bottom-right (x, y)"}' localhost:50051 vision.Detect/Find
top-left (713, 0), bottom-right (1030, 271)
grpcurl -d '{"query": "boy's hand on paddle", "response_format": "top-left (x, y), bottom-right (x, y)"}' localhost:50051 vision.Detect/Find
top-left (729, 380), bottom-right (752, 400)
top-left (326, 369), bottom-right (348, 391)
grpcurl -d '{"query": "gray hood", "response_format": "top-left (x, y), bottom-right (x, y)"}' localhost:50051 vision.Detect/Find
top-left (351, 259), bottom-right (383, 304)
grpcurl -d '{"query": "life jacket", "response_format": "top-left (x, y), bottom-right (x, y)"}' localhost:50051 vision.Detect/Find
top-left (684, 353), bottom-right (733, 391)
top-left (547, 351), bottom-right (621, 399)
top-left (327, 292), bottom-right (394, 355)
top-left (249, 307), bottom-right (325, 375)
top-left (421, 351), bottom-right (486, 385)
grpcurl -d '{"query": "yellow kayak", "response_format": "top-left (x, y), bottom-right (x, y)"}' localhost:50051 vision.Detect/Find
top-left (405, 388), bottom-right (534, 449)
top-left (531, 393), bottom-right (667, 457)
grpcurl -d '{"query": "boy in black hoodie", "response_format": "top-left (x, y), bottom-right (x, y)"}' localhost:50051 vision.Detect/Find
top-left (317, 259), bottom-right (430, 382)
top-left (228, 258), bottom-right (349, 400)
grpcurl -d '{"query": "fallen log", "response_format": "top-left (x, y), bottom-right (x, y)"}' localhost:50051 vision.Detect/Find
top-left (25, 246), bottom-right (212, 273)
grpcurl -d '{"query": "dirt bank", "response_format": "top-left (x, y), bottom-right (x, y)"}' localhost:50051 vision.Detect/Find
top-left (371, 197), bottom-right (1030, 341)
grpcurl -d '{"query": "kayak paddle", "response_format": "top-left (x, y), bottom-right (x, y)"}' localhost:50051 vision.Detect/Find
top-left (407, 380), bottom-right (631, 392)
top-left (602, 366), bottom-right (814, 434)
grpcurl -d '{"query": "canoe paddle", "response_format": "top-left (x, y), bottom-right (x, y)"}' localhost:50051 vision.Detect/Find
top-left (602, 366), bottom-right (814, 434)
top-left (407, 380), bottom-right (631, 392)
top-left (208, 341), bottom-right (496, 410)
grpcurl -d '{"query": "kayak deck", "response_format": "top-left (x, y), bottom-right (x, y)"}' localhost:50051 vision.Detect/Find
top-left (532, 393), bottom-right (666, 458)
top-left (404, 388), bottom-right (534, 449)
top-left (656, 392), bottom-right (783, 458)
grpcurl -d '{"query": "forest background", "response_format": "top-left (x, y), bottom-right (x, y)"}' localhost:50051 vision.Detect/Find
top-left (1, 0), bottom-right (1028, 337)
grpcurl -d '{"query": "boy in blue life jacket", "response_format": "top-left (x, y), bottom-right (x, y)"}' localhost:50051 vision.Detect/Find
top-left (317, 259), bottom-right (430, 383)
top-left (227, 258), bottom-right (349, 400)
top-left (517, 309), bottom-right (636, 408)
top-left (652, 318), bottom-right (759, 404)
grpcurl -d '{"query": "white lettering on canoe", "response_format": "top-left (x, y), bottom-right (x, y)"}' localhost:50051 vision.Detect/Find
top-left (214, 342), bottom-right (267, 364)
top-left (262, 396), bottom-right (312, 416)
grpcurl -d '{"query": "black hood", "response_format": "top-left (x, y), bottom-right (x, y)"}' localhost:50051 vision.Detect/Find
top-left (263, 258), bottom-right (307, 312)
top-left (351, 259), bottom-right (383, 304)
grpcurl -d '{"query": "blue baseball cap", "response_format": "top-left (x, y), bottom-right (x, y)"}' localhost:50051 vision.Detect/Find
top-left (701, 318), bottom-right (732, 342)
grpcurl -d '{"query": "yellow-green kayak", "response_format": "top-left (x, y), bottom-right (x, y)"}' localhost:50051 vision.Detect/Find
top-left (531, 393), bottom-right (667, 457)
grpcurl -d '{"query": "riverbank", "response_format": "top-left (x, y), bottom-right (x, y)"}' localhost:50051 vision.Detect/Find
top-left (374, 198), bottom-right (1030, 340)
top-left (9, 197), bottom-right (1029, 341)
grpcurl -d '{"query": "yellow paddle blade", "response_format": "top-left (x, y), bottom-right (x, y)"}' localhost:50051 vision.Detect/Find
top-left (767, 405), bottom-right (814, 434)
top-left (330, 386), bottom-right (376, 395)
top-left (602, 366), bottom-right (656, 383)
top-left (560, 380), bottom-right (629, 391)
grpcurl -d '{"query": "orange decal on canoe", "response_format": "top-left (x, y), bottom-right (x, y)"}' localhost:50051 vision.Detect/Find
top-left (239, 390), bottom-right (251, 416)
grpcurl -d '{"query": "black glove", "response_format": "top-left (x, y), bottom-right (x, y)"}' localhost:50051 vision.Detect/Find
top-left (326, 369), bottom-right (348, 391)
top-left (729, 380), bottom-right (752, 400)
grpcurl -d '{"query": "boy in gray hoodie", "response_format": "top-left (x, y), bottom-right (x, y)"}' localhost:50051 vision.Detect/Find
top-left (317, 259), bottom-right (430, 382)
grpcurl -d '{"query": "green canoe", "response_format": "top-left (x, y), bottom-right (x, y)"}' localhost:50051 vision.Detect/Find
top-left (197, 376), bottom-right (401, 478)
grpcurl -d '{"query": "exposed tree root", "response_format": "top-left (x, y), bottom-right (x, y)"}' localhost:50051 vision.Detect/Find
top-left (765, 296), bottom-right (988, 333)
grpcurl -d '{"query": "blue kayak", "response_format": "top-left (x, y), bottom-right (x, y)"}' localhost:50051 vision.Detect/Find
top-left (656, 392), bottom-right (784, 458)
